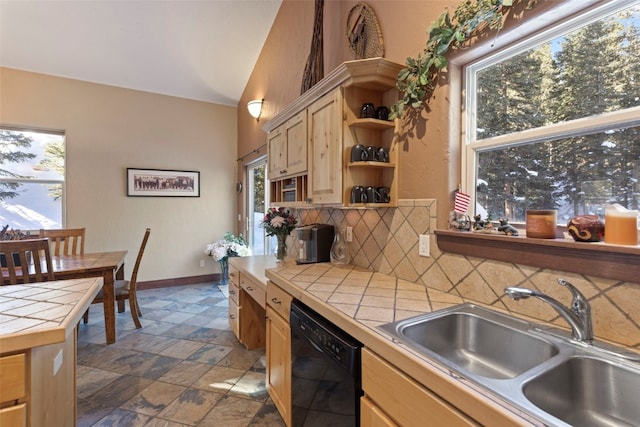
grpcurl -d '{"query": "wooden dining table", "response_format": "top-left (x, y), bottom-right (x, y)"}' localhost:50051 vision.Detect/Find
top-left (50, 251), bottom-right (127, 344)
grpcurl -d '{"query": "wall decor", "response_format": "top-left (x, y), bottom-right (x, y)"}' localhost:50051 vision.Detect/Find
top-left (127, 168), bottom-right (200, 197)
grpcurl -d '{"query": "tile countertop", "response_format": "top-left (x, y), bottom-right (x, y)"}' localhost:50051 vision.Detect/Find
top-left (0, 277), bottom-right (103, 353)
top-left (228, 255), bottom-right (279, 289)
top-left (262, 258), bottom-right (547, 427)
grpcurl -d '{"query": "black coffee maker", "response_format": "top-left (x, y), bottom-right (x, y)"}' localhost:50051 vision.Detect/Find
top-left (296, 224), bottom-right (335, 264)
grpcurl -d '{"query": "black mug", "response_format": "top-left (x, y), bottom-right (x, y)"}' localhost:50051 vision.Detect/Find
top-left (377, 147), bottom-right (389, 163)
top-left (377, 187), bottom-right (390, 203)
top-left (376, 106), bottom-right (389, 121)
top-left (360, 103), bottom-right (376, 118)
top-left (365, 186), bottom-right (381, 203)
top-left (365, 146), bottom-right (378, 162)
top-left (350, 144), bottom-right (367, 162)
top-left (351, 186), bottom-right (367, 203)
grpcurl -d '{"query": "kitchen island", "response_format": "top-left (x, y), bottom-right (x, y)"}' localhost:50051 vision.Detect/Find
top-left (0, 277), bottom-right (103, 426)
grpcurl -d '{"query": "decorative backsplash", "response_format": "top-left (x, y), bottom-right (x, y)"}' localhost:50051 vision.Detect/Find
top-left (289, 199), bottom-right (640, 350)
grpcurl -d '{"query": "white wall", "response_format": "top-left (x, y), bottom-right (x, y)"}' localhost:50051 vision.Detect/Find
top-left (1, 67), bottom-right (237, 281)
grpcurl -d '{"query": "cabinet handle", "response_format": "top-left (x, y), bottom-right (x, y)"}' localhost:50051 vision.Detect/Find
top-left (271, 297), bottom-right (281, 305)
top-left (229, 314), bottom-right (236, 319)
top-left (247, 286), bottom-right (254, 291)
top-left (280, 169), bottom-right (287, 174)
top-left (229, 289), bottom-right (236, 295)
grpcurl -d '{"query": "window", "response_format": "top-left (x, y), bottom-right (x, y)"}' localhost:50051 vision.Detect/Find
top-left (464, 0), bottom-right (640, 224)
top-left (246, 157), bottom-right (270, 255)
top-left (0, 127), bottom-right (65, 229)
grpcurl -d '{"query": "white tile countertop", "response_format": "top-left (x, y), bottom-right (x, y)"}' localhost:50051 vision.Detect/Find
top-left (0, 277), bottom-right (102, 353)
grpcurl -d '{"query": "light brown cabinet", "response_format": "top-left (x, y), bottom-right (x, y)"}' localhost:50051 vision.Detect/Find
top-left (308, 88), bottom-right (343, 205)
top-left (228, 264), bottom-right (266, 350)
top-left (361, 348), bottom-right (479, 427)
top-left (268, 110), bottom-right (308, 181)
top-left (0, 353), bottom-right (27, 426)
top-left (265, 282), bottom-right (293, 427)
top-left (264, 58), bottom-right (403, 208)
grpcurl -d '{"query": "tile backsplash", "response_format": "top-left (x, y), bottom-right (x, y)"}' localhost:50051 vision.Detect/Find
top-left (288, 199), bottom-right (640, 350)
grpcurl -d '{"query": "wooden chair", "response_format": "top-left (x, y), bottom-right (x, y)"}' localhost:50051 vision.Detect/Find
top-left (83, 228), bottom-right (150, 329)
top-left (0, 239), bottom-right (55, 285)
top-left (40, 227), bottom-right (86, 256)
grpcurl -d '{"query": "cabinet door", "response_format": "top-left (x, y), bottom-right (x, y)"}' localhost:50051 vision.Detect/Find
top-left (308, 88), bottom-right (343, 204)
top-left (361, 396), bottom-right (398, 427)
top-left (268, 126), bottom-right (287, 180)
top-left (362, 349), bottom-right (479, 427)
top-left (266, 306), bottom-right (291, 427)
top-left (284, 110), bottom-right (307, 177)
top-left (229, 297), bottom-right (240, 339)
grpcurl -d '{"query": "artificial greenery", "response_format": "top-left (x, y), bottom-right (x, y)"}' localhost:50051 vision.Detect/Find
top-left (390, 0), bottom-right (537, 119)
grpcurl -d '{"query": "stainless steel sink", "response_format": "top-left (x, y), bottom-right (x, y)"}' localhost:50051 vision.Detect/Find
top-left (379, 304), bottom-right (559, 379)
top-left (523, 356), bottom-right (640, 427)
top-left (378, 303), bottom-right (640, 427)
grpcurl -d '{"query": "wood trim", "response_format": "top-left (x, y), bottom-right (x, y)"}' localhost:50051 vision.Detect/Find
top-left (137, 274), bottom-right (217, 290)
top-left (435, 230), bottom-right (640, 283)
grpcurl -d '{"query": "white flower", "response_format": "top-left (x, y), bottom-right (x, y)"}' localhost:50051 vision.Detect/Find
top-left (270, 216), bottom-right (286, 228)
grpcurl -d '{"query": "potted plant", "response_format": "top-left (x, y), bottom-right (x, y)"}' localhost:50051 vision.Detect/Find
top-left (205, 232), bottom-right (251, 285)
top-left (261, 207), bottom-right (298, 262)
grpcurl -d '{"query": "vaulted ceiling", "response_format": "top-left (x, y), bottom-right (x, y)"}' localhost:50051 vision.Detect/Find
top-left (0, 0), bottom-right (283, 105)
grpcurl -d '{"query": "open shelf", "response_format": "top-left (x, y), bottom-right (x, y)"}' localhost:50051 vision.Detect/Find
top-left (348, 161), bottom-right (396, 168)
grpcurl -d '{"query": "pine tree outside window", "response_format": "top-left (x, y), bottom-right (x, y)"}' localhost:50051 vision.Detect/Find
top-left (0, 127), bottom-right (65, 229)
top-left (464, 0), bottom-right (640, 225)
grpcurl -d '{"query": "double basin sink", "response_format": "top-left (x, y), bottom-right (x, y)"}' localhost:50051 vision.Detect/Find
top-left (379, 303), bottom-right (640, 427)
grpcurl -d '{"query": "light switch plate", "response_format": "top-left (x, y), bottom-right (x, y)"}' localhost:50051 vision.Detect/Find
top-left (419, 234), bottom-right (430, 257)
top-left (345, 226), bottom-right (353, 242)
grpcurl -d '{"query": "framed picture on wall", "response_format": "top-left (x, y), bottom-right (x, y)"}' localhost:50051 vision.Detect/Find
top-left (127, 168), bottom-right (200, 197)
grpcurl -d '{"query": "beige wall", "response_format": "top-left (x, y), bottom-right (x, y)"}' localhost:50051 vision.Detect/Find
top-left (1, 67), bottom-right (237, 281)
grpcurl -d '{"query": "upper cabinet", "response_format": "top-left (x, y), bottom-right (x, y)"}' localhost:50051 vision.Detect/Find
top-left (267, 110), bottom-right (307, 181)
top-left (264, 58), bottom-right (403, 207)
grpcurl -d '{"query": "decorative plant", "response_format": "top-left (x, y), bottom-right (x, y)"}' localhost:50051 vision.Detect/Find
top-left (205, 232), bottom-right (250, 262)
top-left (390, 0), bottom-right (537, 119)
top-left (261, 207), bottom-right (298, 237)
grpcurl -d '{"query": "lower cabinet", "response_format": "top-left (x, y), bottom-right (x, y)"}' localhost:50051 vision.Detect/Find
top-left (228, 265), bottom-right (266, 350)
top-left (361, 348), bottom-right (479, 427)
top-left (265, 282), bottom-right (293, 427)
top-left (0, 353), bottom-right (27, 426)
top-left (0, 333), bottom-right (77, 426)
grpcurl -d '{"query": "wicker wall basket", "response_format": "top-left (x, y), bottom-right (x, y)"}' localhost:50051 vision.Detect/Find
top-left (346, 2), bottom-right (384, 59)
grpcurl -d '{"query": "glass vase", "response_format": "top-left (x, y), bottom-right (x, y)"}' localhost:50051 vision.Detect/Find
top-left (330, 228), bottom-right (350, 265)
top-left (275, 234), bottom-right (288, 262)
top-left (218, 258), bottom-right (229, 286)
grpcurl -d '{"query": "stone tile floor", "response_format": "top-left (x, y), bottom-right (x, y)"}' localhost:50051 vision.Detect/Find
top-left (77, 282), bottom-right (285, 426)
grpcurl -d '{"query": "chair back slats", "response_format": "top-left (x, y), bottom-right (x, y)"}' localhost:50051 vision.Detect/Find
top-left (39, 228), bottom-right (86, 256)
top-left (0, 239), bottom-right (55, 285)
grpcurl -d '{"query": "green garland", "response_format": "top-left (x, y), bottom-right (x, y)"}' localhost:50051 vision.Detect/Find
top-left (390, 0), bottom-right (536, 119)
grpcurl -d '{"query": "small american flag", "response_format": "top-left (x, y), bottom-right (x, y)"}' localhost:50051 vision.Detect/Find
top-left (454, 191), bottom-right (471, 214)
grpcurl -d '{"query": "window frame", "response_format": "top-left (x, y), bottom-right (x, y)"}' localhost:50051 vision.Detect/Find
top-left (458, 0), bottom-right (639, 216)
top-left (0, 125), bottom-right (66, 229)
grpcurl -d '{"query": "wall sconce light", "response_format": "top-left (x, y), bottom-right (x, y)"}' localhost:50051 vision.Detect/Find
top-left (247, 99), bottom-right (264, 121)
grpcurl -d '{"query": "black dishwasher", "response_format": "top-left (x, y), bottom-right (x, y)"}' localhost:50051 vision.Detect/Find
top-left (290, 300), bottom-right (363, 427)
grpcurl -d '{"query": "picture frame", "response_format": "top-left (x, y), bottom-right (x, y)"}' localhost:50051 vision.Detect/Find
top-left (127, 168), bottom-right (200, 197)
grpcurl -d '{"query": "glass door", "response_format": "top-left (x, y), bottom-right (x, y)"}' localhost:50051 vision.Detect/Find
top-left (246, 157), bottom-right (269, 255)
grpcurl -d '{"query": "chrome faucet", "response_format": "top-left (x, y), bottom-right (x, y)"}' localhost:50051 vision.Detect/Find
top-left (505, 278), bottom-right (593, 343)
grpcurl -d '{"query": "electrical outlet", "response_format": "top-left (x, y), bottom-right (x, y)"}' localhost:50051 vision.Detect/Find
top-left (199, 259), bottom-right (206, 268)
top-left (419, 234), bottom-right (430, 257)
top-left (345, 226), bottom-right (353, 242)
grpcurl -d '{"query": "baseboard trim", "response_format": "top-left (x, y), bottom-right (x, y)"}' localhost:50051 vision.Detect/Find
top-left (137, 274), bottom-right (219, 290)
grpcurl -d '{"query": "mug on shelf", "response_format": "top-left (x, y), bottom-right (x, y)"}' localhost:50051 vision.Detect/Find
top-left (376, 106), bottom-right (389, 121)
top-left (377, 187), bottom-right (390, 203)
top-left (365, 186), bottom-right (382, 203)
top-left (360, 103), bottom-right (376, 119)
top-left (350, 144), bottom-right (367, 162)
top-left (377, 147), bottom-right (389, 163)
top-left (351, 186), bottom-right (367, 203)
top-left (365, 146), bottom-right (378, 161)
